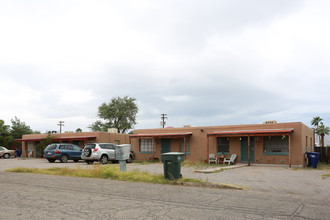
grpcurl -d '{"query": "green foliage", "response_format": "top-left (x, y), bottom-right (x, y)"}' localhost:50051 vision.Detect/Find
top-left (37, 134), bottom-right (53, 154)
top-left (75, 128), bottom-right (82, 132)
top-left (89, 96), bottom-right (138, 133)
top-left (0, 120), bottom-right (12, 147)
top-left (10, 116), bottom-right (33, 139)
top-left (316, 123), bottom-right (330, 148)
top-left (311, 116), bottom-right (323, 128)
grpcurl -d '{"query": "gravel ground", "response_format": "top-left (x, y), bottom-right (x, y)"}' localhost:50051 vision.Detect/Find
top-left (1, 158), bottom-right (330, 198)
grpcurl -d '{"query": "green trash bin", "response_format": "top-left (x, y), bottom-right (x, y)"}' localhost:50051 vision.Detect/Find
top-left (161, 152), bottom-right (184, 180)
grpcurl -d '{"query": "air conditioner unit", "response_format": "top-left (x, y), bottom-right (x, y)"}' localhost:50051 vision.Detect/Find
top-left (263, 120), bottom-right (277, 124)
top-left (108, 128), bottom-right (118, 133)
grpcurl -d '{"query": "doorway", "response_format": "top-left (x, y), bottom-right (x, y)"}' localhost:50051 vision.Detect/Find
top-left (240, 137), bottom-right (255, 163)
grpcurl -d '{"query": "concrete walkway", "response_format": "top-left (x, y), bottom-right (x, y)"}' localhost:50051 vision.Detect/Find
top-left (195, 163), bottom-right (248, 173)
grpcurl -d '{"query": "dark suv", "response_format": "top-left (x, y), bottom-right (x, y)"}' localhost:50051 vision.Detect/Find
top-left (43, 143), bottom-right (82, 163)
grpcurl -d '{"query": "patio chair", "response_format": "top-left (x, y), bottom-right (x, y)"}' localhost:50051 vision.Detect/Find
top-left (208, 154), bottom-right (217, 164)
top-left (223, 154), bottom-right (237, 165)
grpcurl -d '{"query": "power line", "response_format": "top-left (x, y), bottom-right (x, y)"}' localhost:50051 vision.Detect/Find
top-left (57, 121), bottom-right (64, 133)
top-left (161, 114), bottom-right (167, 128)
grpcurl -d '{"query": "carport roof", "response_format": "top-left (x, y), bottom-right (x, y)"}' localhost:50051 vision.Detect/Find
top-left (207, 128), bottom-right (294, 137)
top-left (130, 132), bottom-right (192, 139)
top-left (15, 136), bottom-right (97, 142)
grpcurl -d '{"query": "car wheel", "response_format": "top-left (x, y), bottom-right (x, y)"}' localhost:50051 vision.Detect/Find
top-left (73, 160), bottom-right (79, 162)
top-left (48, 159), bottom-right (55, 163)
top-left (100, 155), bottom-right (108, 165)
top-left (4, 153), bottom-right (10, 159)
top-left (126, 156), bottom-right (133, 163)
top-left (60, 154), bottom-right (68, 163)
top-left (83, 148), bottom-right (92, 157)
top-left (86, 160), bottom-right (94, 165)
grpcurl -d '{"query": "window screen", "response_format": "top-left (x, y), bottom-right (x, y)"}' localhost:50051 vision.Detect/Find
top-left (217, 137), bottom-right (229, 153)
top-left (264, 136), bottom-right (289, 153)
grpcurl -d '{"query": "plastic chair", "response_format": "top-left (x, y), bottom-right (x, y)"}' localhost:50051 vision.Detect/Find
top-left (223, 154), bottom-right (237, 165)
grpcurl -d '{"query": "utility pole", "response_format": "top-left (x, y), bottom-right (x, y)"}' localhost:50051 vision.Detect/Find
top-left (161, 114), bottom-right (167, 128)
top-left (58, 121), bottom-right (64, 133)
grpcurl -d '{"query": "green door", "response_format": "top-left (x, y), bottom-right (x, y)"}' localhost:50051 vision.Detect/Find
top-left (240, 137), bottom-right (254, 163)
top-left (161, 139), bottom-right (171, 154)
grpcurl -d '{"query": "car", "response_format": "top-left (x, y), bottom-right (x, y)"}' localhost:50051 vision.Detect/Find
top-left (0, 146), bottom-right (16, 159)
top-left (43, 143), bottom-right (82, 163)
top-left (81, 143), bottom-right (133, 165)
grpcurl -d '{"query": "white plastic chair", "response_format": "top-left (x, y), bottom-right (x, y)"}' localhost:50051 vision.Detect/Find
top-left (223, 154), bottom-right (237, 165)
top-left (208, 154), bottom-right (217, 164)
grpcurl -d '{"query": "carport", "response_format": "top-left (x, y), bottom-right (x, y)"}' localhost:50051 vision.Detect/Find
top-left (207, 129), bottom-right (294, 167)
top-left (129, 132), bottom-right (192, 160)
top-left (15, 136), bottom-right (96, 158)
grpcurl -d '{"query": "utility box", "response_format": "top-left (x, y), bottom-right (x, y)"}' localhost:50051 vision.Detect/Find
top-left (115, 144), bottom-right (131, 161)
top-left (115, 144), bottom-right (131, 171)
top-left (161, 152), bottom-right (184, 180)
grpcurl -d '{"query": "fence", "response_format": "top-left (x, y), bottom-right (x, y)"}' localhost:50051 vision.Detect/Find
top-left (314, 147), bottom-right (329, 163)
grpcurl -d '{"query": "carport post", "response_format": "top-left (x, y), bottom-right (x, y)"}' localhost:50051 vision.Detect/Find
top-left (248, 136), bottom-right (251, 166)
top-left (289, 135), bottom-right (291, 168)
top-left (152, 137), bottom-right (155, 160)
top-left (184, 136), bottom-right (187, 160)
top-left (206, 135), bottom-right (210, 163)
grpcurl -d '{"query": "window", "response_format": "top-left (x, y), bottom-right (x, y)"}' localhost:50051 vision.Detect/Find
top-left (140, 138), bottom-right (153, 153)
top-left (179, 137), bottom-right (190, 154)
top-left (73, 145), bottom-right (81, 151)
top-left (100, 144), bottom-right (115, 150)
top-left (264, 136), bottom-right (288, 154)
top-left (217, 137), bottom-right (229, 154)
top-left (65, 145), bottom-right (74, 150)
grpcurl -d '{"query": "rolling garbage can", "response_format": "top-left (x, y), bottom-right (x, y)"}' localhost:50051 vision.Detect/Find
top-left (161, 152), bottom-right (184, 180)
top-left (305, 152), bottom-right (320, 168)
top-left (16, 149), bottom-right (22, 157)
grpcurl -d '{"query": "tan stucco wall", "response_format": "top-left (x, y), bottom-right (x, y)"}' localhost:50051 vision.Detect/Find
top-left (132, 122), bottom-right (314, 166)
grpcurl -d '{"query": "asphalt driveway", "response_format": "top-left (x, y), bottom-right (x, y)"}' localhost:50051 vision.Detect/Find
top-left (1, 158), bottom-right (329, 198)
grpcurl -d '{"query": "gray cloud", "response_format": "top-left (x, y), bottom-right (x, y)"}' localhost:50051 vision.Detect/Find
top-left (0, 0), bottom-right (329, 140)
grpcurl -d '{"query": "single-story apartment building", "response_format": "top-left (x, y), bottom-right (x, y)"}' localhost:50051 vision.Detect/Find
top-left (129, 122), bottom-right (314, 167)
top-left (15, 131), bottom-right (130, 158)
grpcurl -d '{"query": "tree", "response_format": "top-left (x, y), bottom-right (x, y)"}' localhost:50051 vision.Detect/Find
top-left (10, 117), bottom-right (34, 140)
top-left (75, 128), bottom-right (82, 132)
top-left (36, 134), bottom-right (53, 157)
top-left (311, 116), bottom-right (323, 146)
top-left (0, 120), bottom-right (12, 147)
top-left (311, 116), bottom-right (323, 128)
top-left (316, 123), bottom-right (330, 157)
top-left (316, 123), bottom-right (330, 148)
top-left (89, 96), bottom-right (138, 133)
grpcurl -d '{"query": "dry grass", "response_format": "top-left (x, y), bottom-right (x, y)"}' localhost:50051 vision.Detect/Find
top-left (6, 165), bottom-right (242, 189)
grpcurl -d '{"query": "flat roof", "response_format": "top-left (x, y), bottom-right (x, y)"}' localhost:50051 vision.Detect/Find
top-left (130, 132), bottom-right (192, 139)
top-left (207, 128), bottom-right (294, 137)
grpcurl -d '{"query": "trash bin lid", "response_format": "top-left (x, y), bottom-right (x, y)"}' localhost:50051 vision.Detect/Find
top-left (161, 152), bottom-right (185, 156)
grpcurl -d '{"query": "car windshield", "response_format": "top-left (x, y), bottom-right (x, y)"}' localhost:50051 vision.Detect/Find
top-left (84, 144), bottom-right (96, 149)
top-left (46, 144), bottom-right (57, 150)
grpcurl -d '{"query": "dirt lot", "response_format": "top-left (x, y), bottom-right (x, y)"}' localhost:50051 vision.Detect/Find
top-left (1, 158), bottom-right (329, 198)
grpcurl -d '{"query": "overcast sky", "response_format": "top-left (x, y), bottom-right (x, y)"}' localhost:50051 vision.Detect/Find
top-left (1, 0), bottom-right (330, 136)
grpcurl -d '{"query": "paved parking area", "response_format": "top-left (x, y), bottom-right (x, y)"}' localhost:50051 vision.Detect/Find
top-left (1, 158), bottom-right (330, 198)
